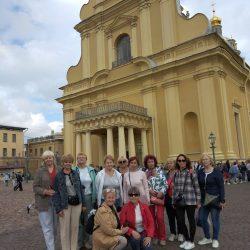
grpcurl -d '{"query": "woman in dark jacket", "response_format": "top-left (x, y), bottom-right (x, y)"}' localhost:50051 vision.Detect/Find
top-left (53, 154), bottom-right (86, 250)
top-left (33, 150), bottom-right (59, 250)
top-left (197, 153), bottom-right (225, 249)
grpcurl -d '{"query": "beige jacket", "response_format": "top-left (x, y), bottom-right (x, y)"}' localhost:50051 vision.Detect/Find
top-left (93, 203), bottom-right (123, 250)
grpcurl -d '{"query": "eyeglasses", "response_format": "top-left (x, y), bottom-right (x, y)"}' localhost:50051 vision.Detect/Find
top-left (128, 193), bottom-right (140, 197)
top-left (118, 160), bottom-right (127, 164)
top-left (178, 159), bottom-right (186, 163)
top-left (105, 188), bottom-right (116, 193)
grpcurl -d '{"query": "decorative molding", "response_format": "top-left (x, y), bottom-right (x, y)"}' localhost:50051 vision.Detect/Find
top-left (141, 86), bottom-right (157, 95)
top-left (91, 69), bottom-right (110, 86)
top-left (193, 70), bottom-right (216, 81)
top-left (81, 32), bottom-right (90, 39)
top-left (133, 57), bottom-right (157, 69)
top-left (162, 80), bottom-right (180, 89)
top-left (139, 0), bottom-right (151, 11)
top-left (232, 99), bottom-right (242, 109)
top-left (217, 70), bottom-right (227, 78)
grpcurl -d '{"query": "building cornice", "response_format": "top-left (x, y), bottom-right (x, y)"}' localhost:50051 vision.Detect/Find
top-left (193, 70), bottom-right (215, 81)
top-left (162, 80), bottom-right (180, 89)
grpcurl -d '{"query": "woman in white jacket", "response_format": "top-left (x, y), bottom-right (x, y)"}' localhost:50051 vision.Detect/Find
top-left (95, 155), bottom-right (123, 210)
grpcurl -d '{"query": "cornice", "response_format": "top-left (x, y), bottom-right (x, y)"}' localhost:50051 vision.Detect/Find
top-left (217, 70), bottom-right (227, 78)
top-left (139, 0), bottom-right (151, 11)
top-left (193, 70), bottom-right (216, 81)
top-left (141, 86), bottom-right (157, 95)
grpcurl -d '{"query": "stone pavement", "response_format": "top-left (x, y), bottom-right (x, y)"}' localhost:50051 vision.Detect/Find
top-left (0, 181), bottom-right (249, 250)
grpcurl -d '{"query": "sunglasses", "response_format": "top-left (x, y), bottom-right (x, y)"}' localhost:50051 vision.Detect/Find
top-left (118, 160), bottom-right (127, 164)
top-left (178, 159), bottom-right (186, 163)
top-left (129, 193), bottom-right (140, 197)
top-left (105, 188), bottom-right (116, 193)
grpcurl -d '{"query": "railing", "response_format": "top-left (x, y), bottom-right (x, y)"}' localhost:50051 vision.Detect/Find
top-left (76, 101), bottom-right (148, 120)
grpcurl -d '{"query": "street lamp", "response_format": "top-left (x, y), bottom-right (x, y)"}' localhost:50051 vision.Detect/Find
top-left (208, 132), bottom-right (216, 163)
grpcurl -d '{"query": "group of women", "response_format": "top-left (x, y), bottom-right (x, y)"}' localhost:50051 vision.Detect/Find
top-left (33, 151), bottom-right (225, 250)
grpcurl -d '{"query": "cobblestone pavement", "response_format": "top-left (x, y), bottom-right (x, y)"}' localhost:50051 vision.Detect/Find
top-left (0, 181), bottom-right (249, 250)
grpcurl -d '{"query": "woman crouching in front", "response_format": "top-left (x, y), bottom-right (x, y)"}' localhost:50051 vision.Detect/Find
top-left (120, 186), bottom-right (154, 250)
top-left (93, 188), bottom-right (128, 250)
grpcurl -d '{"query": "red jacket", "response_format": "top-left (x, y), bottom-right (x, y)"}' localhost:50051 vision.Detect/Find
top-left (120, 201), bottom-right (154, 237)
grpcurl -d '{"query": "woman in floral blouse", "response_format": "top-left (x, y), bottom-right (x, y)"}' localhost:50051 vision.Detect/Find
top-left (145, 154), bottom-right (167, 246)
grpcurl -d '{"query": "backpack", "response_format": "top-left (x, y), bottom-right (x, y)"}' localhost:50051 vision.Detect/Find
top-left (85, 208), bottom-right (100, 235)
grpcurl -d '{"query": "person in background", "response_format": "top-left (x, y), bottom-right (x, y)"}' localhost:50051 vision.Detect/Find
top-left (95, 155), bottom-right (123, 210)
top-left (117, 156), bottom-right (129, 186)
top-left (197, 153), bottom-right (225, 249)
top-left (239, 161), bottom-right (247, 182)
top-left (53, 154), bottom-right (86, 250)
top-left (145, 154), bottom-right (167, 246)
top-left (173, 154), bottom-right (201, 250)
top-left (165, 158), bottom-right (183, 242)
top-left (33, 150), bottom-right (59, 250)
top-left (73, 153), bottom-right (97, 250)
top-left (229, 161), bottom-right (239, 184)
top-left (123, 156), bottom-right (150, 205)
top-left (246, 159), bottom-right (250, 181)
top-left (120, 186), bottom-right (154, 250)
top-left (92, 188), bottom-right (128, 250)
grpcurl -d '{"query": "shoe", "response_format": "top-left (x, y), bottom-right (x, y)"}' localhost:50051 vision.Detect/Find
top-left (153, 238), bottom-right (158, 245)
top-left (212, 240), bottom-right (219, 248)
top-left (198, 238), bottom-right (212, 245)
top-left (179, 241), bottom-right (188, 248)
top-left (168, 234), bottom-right (176, 242)
top-left (178, 234), bottom-right (184, 242)
top-left (184, 242), bottom-right (195, 250)
top-left (227, 182), bottom-right (231, 185)
top-left (160, 240), bottom-right (166, 246)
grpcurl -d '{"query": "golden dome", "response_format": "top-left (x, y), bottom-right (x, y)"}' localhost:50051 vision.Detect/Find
top-left (210, 14), bottom-right (222, 27)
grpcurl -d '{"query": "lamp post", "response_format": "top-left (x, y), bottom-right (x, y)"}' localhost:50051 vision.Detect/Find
top-left (208, 132), bottom-right (216, 163)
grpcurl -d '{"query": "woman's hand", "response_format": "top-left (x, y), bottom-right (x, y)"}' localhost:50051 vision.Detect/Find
top-left (220, 202), bottom-right (226, 209)
top-left (149, 190), bottom-right (157, 196)
top-left (132, 230), bottom-right (141, 240)
top-left (82, 206), bottom-right (87, 212)
top-left (156, 192), bottom-right (164, 199)
top-left (121, 226), bottom-right (129, 234)
top-left (43, 189), bottom-right (55, 196)
top-left (58, 211), bottom-right (64, 217)
top-left (143, 237), bottom-right (151, 247)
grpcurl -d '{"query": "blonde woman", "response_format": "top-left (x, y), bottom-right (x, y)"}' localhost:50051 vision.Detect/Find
top-left (95, 155), bottom-right (123, 209)
top-left (197, 153), bottom-right (225, 249)
top-left (93, 188), bottom-right (128, 250)
top-left (33, 150), bottom-right (59, 250)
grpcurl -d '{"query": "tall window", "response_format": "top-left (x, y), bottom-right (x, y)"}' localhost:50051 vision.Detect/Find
top-left (3, 133), bottom-right (7, 142)
top-left (35, 148), bottom-right (38, 156)
top-left (40, 148), bottom-right (43, 156)
top-left (12, 148), bottom-right (16, 157)
top-left (114, 34), bottom-right (132, 67)
top-left (3, 148), bottom-right (7, 157)
top-left (12, 134), bottom-right (16, 143)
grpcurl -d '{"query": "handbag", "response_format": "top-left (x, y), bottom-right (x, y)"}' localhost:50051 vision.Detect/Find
top-left (173, 172), bottom-right (189, 207)
top-left (68, 195), bottom-right (80, 206)
top-left (150, 196), bottom-right (164, 206)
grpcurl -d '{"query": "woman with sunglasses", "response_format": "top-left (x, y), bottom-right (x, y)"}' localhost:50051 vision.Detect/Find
top-left (120, 186), bottom-right (154, 250)
top-left (53, 154), bottom-right (86, 250)
top-left (173, 154), bottom-right (201, 250)
top-left (95, 155), bottom-right (123, 210)
top-left (117, 156), bottom-right (129, 186)
top-left (123, 156), bottom-right (150, 205)
top-left (93, 188), bottom-right (128, 250)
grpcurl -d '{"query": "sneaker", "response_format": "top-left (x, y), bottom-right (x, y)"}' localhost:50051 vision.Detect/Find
top-left (184, 242), bottom-right (195, 250)
top-left (160, 240), bottom-right (166, 246)
top-left (168, 234), bottom-right (176, 242)
top-left (212, 240), bottom-right (219, 248)
top-left (178, 234), bottom-right (184, 242)
top-left (227, 182), bottom-right (231, 185)
top-left (198, 238), bottom-right (212, 245)
top-left (179, 241), bottom-right (188, 248)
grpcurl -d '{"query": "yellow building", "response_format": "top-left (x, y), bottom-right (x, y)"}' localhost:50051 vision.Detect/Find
top-left (0, 125), bottom-right (26, 157)
top-left (57, 0), bottom-right (250, 165)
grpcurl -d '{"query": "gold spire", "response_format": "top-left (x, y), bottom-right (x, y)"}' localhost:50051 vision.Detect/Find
top-left (210, 1), bottom-right (222, 27)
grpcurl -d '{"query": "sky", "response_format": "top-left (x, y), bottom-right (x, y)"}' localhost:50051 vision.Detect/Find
top-left (0, 0), bottom-right (249, 140)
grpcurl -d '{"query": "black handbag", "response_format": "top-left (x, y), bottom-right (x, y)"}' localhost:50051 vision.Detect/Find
top-left (174, 172), bottom-right (189, 207)
top-left (68, 195), bottom-right (80, 206)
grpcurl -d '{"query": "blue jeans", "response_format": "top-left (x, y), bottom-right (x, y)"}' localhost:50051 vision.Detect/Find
top-left (201, 206), bottom-right (221, 240)
top-left (128, 235), bottom-right (153, 250)
top-left (39, 204), bottom-right (57, 250)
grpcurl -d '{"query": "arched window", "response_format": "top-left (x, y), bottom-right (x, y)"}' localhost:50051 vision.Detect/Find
top-left (113, 34), bottom-right (132, 67)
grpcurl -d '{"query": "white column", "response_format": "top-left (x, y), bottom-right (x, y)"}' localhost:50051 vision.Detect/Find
top-left (76, 133), bottom-right (82, 159)
top-left (131, 21), bottom-right (138, 58)
top-left (141, 129), bottom-right (148, 159)
top-left (128, 127), bottom-right (136, 157)
top-left (107, 127), bottom-right (114, 156)
top-left (96, 26), bottom-right (105, 71)
top-left (85, 131), bottom-right (92, 164)
top-left (118, 126), bottom-right (126, 157)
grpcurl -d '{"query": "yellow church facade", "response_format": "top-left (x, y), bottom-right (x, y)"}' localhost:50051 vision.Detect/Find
top-left (57, 0), bottom-right (250, 165)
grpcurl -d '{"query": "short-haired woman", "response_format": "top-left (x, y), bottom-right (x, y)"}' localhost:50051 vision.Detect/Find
top-left (197, 153), bottom-right (225, 249)
top-left (117, 156), bottom-right (129, 186)
top-left (145, 154), bottom-right (167, 246)
top-left (93, 188), bottom-right (128, 250)
top-left (120, 186), bottom-right (154, 250)
top-left (53, 154), bottom-right (86, 250)
top-left (173, 154), bottom-right (201, 250)
top-left (33, 150), bottom-right (59, 250)
top-left (95, 155), bottom-right (123, 209)
top-left (123, 156), bottom-right (150, 205)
